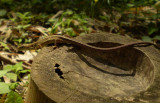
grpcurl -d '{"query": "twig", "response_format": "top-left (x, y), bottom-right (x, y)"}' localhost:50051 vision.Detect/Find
top-left (0, 54), bottom-right (31, 69)
top-left (51, 10), bottom-right (64, 19)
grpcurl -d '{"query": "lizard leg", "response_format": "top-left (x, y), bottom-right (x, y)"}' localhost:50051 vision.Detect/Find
top-left (54, 39), bottom-right (57, 47)
top-left (53, 46), bottom-right (57, 50)
top-left (53, 39), bottom-right (58, 49)
top-left (37, 44), bottom-right (42, 49)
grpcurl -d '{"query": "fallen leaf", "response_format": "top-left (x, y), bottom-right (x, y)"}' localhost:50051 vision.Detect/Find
top-left (139, 99), bottom-right (149, 103)
top-left (11, 29), bottom-right (21, 37)
top-left (0, 22), bottom-right (8, 34)
top-left (124, 97), bottom-right (134, 101)
top-left (3, 75), bottom-right (11, 83)
top-left (10, 11), bottom-right (17, 19)
top-left (50, 10), bottom-right (63, 19)
top-left (72, 20), bottom-right (80, 26)
top-left (3, 28), bottom-right (12, 42)
top-left (27, 26), bottom-right (48, 36)
top-left (16, 50), bottom-right (37, 61)
top-left (36, 26), bottom-right (48, 36)
top-left (21, 74), bottom-right (30, 84)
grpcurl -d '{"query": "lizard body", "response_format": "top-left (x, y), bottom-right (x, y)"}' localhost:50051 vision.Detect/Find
top-left (18, 35), bottom-right (157, 51)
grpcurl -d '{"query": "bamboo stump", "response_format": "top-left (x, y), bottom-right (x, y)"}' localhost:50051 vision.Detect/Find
top-left (26, 33), bottom-right (160, 103)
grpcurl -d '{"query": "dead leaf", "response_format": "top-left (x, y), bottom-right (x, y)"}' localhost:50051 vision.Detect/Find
top-left (27, 26), bottom-right (48, 36)
top-left (36, 26), bottom-right (48, 36)
top-left (50, 10), bottom-right (63, 19)
top-left (72, 20), bottom-right (80, 26)
top-left (10, 11), bottom-right (17, 19)
top-left (139, 99), bottom-right (149, 103)
top-left (15, 84), bottom-right (25, 94)
top-left (3, 75), bottom-right (11, 83)
top-left (21, 74), bottom-right (29, 84)
top-left (124, 97), bottom-right (134, 102)
top-left (3, 28), bottom-right (12, 42)
top-left (0, 22), bottom-right (8, 34)
top-left (0, 51), bottom-right (17, 56)
top-left (114, 97), bottom-right (122, 101)
top-left (27, 26), bottom-right (39, 32)
top-left (16, 50), bottom-right (37, 61)
top-left (12, 29), bottom-right (21, 37)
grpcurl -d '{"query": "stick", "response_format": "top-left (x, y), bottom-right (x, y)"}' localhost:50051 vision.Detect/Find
top-left (0, 54), bottom-right (31, 70)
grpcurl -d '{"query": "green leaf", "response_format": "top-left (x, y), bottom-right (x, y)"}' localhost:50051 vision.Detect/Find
top-left (1, 0), bottom-right (13, 4)
top-left (94, 0), bottom-right (98, 3)
top-left (13, 62), bottom-right (23, 73)
top-left (154, 1), bottom-right (160, 9)
top-left (142, 36), bottom-right (152, 42)
top-left (13, 38), bottom-right (23, 43)
top-left (153, 35), bottom-right (160, 40)
top-left (0, 42), bottom-right (10, 50)
top-left (47, 27), bottom-right (52, 32)
top-left (19, 69), bottom-right (30, 74)
top-left (24, 38), bottom-right (32, 43)
top-left (16, 25), bottom-right (24, 30)
top-left (32, 0), bottom-right (42, 4)
top-left (81, 25), bottom-right (89, 32)
top-left (148, 22), bottom-right (157, 35)
top-left (151, 14), bottom-right (157, 20)
top-left (52, 22), bottom-right (62, 33)
top-left (66, 19), bottom-right (72, 27)
top-left (48, 18), bottom-right (58, 23)
top-left (0, 82), bottom-right (10, 94)
top-left (127, 4), bottom-right (134, 7)
top-left (107, 0), bottom-right (110, 5)
top-left (3, 65), bottom-right (13, 71)
top-left (65, 28), bottom-right (76, 37)
top-left (54, 22), bottom-right (62, 28)
top-left (148, 27), bottom-right (157, 35)
top-left (63, 10), bottom-right (73, 16)
top-left (22, 24), bottom-right (31, 29)
top-left (0, 70), bottom-right (8, 77)
top-left (5, 73), bottom-right (17, 81)
top-left (9, 83), bottom-right (19, 90)
top-left (5, 91), bottom-right (23, 103)
top-left (127, 14), bottom-right (135, 19)
top-left (0, 9), bottom-right (7, 17)
top-left (3, 63), bottom-right (23, 74)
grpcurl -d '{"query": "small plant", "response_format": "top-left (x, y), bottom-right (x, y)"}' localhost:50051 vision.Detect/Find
top-left (0, 9), bottom-right (7, 17)
top-left (0, 62), bottom-right (30, 102)
top-left (16, 12), bottom-right (33, 24)
top-left (0, 42), bottom-right (10, 51)
top-left (9, 12), bottom-right (32, 34)
top-left (9, 12), bottom-right (33, 25)
top-left (47, 10), bottom-right (91, 36)
top-left (91, 0), bottom-right (99, 17)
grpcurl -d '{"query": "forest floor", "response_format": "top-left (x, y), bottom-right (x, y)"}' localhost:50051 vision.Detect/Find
top-left (0, 8), bottom-right (160, 102)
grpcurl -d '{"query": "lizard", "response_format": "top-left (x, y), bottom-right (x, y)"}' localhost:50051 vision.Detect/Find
top-left (18, 35), bottom-right (158, 51)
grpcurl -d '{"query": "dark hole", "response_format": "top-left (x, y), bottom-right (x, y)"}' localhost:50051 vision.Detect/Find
top-left (55, 68), bottom-right (63, 75)
top-left (55, 68), bottom-right (64, 79)
top-left (55, 63), bottom-right (60, 67)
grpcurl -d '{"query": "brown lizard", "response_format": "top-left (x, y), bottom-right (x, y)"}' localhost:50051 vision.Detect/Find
top-left (18, 35), bottom-right (158, 51)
